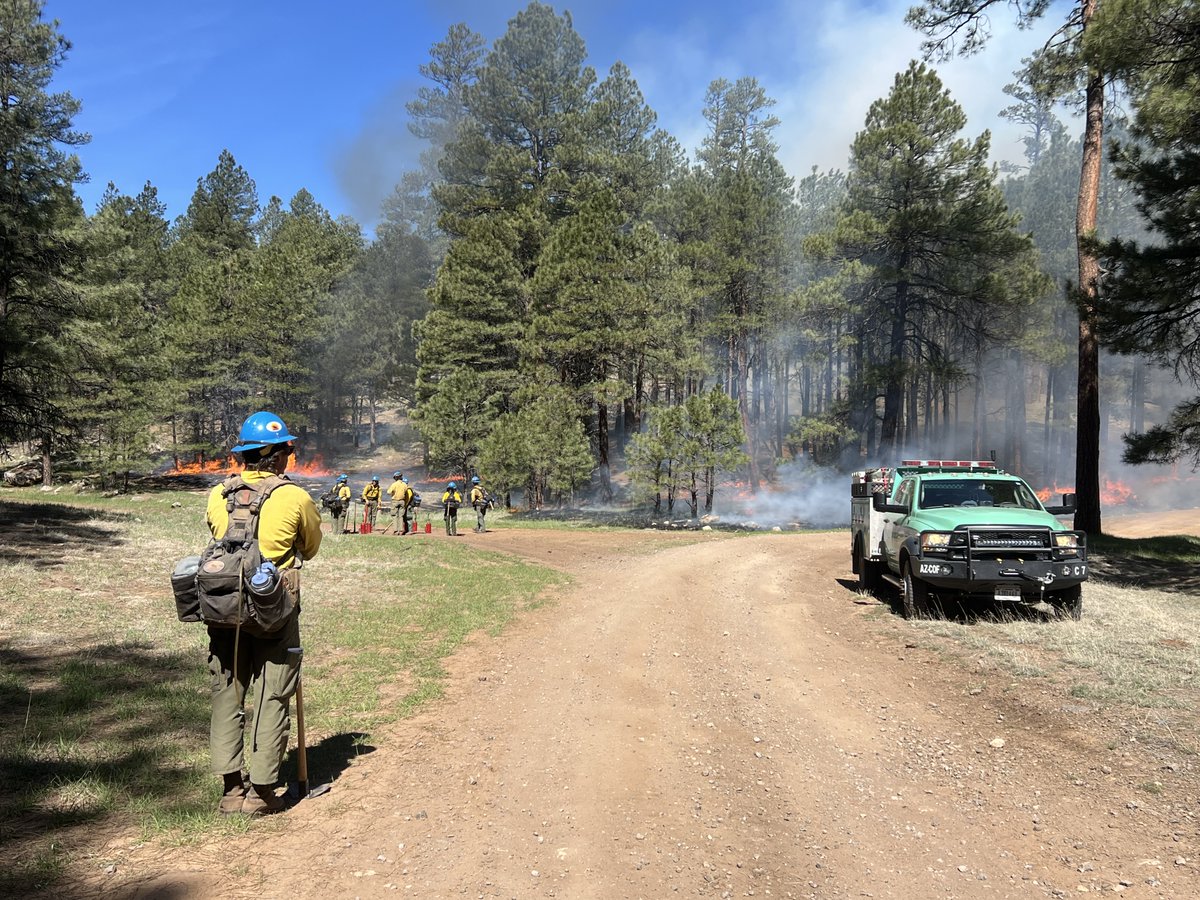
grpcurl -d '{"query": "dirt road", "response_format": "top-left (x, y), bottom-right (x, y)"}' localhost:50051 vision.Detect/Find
top-left (109, 522), bottom-right (1198, 899)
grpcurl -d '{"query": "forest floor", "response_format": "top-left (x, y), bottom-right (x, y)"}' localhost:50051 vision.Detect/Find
top-left (68, 509), bottom-right (1200, 900)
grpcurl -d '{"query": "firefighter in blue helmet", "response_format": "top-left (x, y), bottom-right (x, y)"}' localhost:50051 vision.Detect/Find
top-left (387, 471), bottom-right (414, 535)
top-left (362, 475), bottom-right (382, 529)
top-left (469, 475), bottom-right (491, 533)
top-left (441, 481), bottom-right (462, 536)
top-left (207, 411), bottom-right (322, 816)
top-left (333, 474), bottom-right (351, 534)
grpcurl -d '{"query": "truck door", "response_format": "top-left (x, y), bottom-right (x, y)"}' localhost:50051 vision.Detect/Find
top-left (881, 477), bottom-right (914, 566)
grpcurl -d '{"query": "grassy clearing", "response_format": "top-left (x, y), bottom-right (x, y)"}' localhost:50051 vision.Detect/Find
top-left (0, 487), bottom-right (568, 895)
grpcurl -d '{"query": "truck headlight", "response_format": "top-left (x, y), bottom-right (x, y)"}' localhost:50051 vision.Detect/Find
top-left (921, 532), bottom-right (952, 551)
top-left (1053, 533), bottom-right (1079, 549)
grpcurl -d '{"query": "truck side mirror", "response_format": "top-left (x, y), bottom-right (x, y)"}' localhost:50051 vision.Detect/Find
top-left (872, 493), bottom-right (908, 514)
top-left (1044, 493), bottom-right (1077, 515)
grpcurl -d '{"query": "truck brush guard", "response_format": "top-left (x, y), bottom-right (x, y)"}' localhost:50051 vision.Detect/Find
top-left (923, 525), bottom-right (1085, 563)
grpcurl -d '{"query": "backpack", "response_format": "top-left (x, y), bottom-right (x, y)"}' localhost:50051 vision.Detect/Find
top-left (320, 486), bottom-right (345, 515)
top-left (194, 474), bottom-right (297, 635)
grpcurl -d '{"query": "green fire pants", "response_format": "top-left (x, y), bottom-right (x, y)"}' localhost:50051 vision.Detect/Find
top-left (207, 610), bottom-right (301, 786)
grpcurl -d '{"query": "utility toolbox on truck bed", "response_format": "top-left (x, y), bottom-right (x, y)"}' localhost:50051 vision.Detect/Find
top-left (850, 460), bottom-right (1087, 619)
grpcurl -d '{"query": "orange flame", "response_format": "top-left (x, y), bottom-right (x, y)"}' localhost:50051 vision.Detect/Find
top-left (167, 454), bottom-right (333, 478)
top-left (1101, 479), bottom-right (1135, 506)
top-left (168, 457), bottom-right (238, 476)
top-left (1036, 480), bottom-right (1136, 506)
top-left (1035, 484), bottom-right (1072, 502)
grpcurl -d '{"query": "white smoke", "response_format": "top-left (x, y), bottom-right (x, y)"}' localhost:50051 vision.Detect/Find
top-left (714, 461), bottom-right (851, 528)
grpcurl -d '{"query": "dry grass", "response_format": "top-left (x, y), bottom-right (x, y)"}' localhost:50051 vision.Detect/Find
top-left (903, 572), bottom-right (1200, 757)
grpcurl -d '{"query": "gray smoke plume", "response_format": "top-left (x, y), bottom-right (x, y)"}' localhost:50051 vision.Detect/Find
top-left (331, 80), bottom-right (425, 227)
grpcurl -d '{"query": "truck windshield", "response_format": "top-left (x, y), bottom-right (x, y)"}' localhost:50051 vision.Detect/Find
top-left (919, 479), bottom-right (1042, 510)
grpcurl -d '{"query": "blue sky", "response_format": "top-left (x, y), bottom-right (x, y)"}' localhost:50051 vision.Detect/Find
top-left (47, 0), bottom-right (1063, 229)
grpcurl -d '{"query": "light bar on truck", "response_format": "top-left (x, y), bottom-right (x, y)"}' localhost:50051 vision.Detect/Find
top-left (899, 460), bottom-right (997, 468)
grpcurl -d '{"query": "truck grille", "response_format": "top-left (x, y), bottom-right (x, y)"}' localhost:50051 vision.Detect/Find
top-left (969, 530), bottom-right (1050, 549)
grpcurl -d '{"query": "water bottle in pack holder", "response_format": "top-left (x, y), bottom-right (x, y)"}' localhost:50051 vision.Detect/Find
top-left (246, 559), bottom-right (295, 632)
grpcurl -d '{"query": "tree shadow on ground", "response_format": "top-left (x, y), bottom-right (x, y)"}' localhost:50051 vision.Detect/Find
top-left (0, 500), bottom-right (130, 567)
top-left (0, 637), bottom-right (204, 897)
top-left (1, 632), bottom-right (381, 897)
top-left (1088, 551), bottom-right (1200, 594)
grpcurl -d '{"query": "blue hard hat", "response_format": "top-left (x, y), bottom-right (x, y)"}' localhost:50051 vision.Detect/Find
top-left (393, 471), bottom-right (403, 478)
top-left (337, 473), bottom-right (347, 482)
top-left (372, 475), bottom-right (380, 482)
top-left (448, 481), bottom-right (457, 489)
top-left (471, 476), bottom-right (480, 484)
top-left (231, 411), bottom-right (297, 453)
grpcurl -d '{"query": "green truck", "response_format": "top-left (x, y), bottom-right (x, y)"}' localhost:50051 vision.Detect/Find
top-left (850, 459), bottom-right (1087, 619)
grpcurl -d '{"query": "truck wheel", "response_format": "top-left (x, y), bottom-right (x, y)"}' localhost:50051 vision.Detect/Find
top-left (1051, 585), bottom-right (1083, 621)
top-left (901, 562), bottom-right (934, 620)
top-left (855, 540), bottom-right (882, 593)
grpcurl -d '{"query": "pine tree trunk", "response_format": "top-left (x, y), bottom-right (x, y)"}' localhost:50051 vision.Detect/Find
top-left (597, 400), bottom-right (613, 501)
top-left (907, 372), bottom-right (919, 449)
top-left (942, 379), bottom-right (951, 447)
top-left (1042, 361), bottom-right (1054, 485)
top-left (1074, 33), bottom-right (1104, 535)
top-left (782, 353), bottom-right (791, 450)
top-left (826, 334), bottom-right (836, 411)
top-left (880, 281), bottom-right (909, 451)
top-left (736, 338), bottom-right (758, 490)
top-left (368, 394), bottom-right (378, 450)
top-left (973, 368), bottom-right (984, 459)
top-left (1131, 360), bottom-right (1145, 433)
top-left (1006, 350), bottom-right (1025, 474)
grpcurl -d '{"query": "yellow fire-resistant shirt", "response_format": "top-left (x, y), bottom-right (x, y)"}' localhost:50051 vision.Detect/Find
top-left (336, 484), bottom-right (351, 503)
top-left (362, 482), bottom-right (382, 502)
top-left (387, 480), bottom-right (413, 507)
top-left (206, 471), bottom-right (323, 569)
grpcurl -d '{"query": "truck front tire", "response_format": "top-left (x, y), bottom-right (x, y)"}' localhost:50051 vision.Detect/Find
top-left (1051, 584), bottom-right (1083, 621)
top-left (901, 561), bottom-right (934, 620)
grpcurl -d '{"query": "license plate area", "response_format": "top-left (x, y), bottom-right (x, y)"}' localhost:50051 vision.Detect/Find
top-left (994, 584), bottom-right (1022, 601)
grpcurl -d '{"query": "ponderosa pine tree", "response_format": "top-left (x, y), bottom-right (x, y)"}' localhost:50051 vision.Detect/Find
top-left (1092, 0), bottom-right (1200, 466)
top-left (321, 221), bottom-right (427, 449)
top-left (788, 168), bottom-right (852, 462)
top-left (165, 149), bottom-right (259, 457)
top-left (69, 182), bottom-right (171, 487)
top-left (478, 386), bottom-right (592, 508)
top-left (820, 61), bottom-right (1042, 455)
top-left (528, 188), bottom-right (688, 499)
top-left (413, 368), bottom-right (494, 476)
top-left (246, 189), bottom-right (361, 431)
top-left (693, 76), bottom-right (793, 488)
top-left (417, 3), bottom-right (596, 458)
top-left (907, 0), bottom-right (1108, 535)
top-left (0, 0), bottom-right (88, 473)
